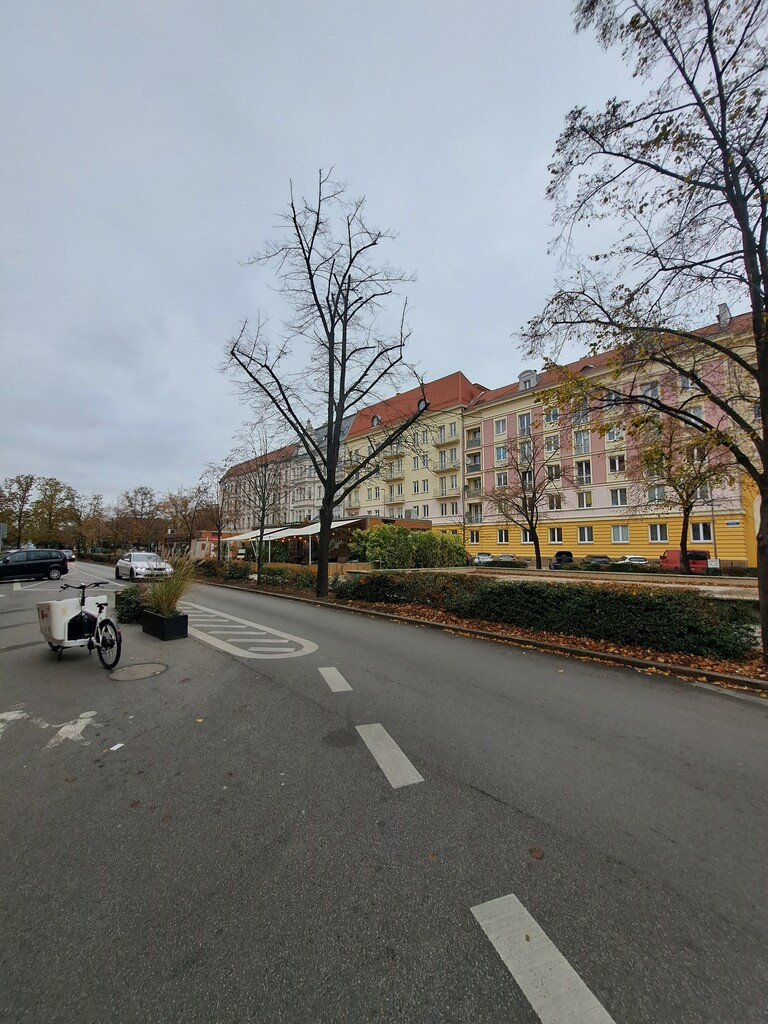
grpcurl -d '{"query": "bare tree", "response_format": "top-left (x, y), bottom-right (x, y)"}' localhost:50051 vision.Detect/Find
top-left (227, 171), bottom-right (428, 597)
top-left (199, 461), bottom-right (237, 564)
top-left (484, 420), bottom-right (569, 569)
top-left (229, 419), bottom-right (297, 583)
top-left (163, 484), bottom-right (209, 550)
top-left (523, 0), bottom-right (768, 656)
top-left (625, 414), bottom-right (737, 572)
top-left (2, 474), bottom-right (37, 547)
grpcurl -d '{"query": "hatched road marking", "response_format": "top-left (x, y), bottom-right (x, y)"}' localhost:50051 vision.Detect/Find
top-left (356, 724), bottom-right (424, 788)
top-left (181, 601), bottom-right (318, 660)
top-left (471, 893), bottom-right (616, 1024)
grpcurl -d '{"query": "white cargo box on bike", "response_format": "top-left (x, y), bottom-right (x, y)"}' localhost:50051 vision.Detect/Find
top-left (37, 595), bottom-right (108, 644)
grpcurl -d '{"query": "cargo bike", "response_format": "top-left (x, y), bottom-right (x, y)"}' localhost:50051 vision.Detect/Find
top-left (37, 582), bottom-right (122, 669)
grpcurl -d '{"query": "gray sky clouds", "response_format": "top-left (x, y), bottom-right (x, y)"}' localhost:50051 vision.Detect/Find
top-left (1, 1), bottom-right (626, 502)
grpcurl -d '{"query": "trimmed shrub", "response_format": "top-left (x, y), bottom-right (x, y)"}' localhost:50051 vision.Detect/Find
top-left (223, 562), bottom-right (252, 581)
top-left (194, 559), bottom-right (221, 578)
top-left (115, 583), bottom-right (147, 623)
top-left (334, 572), bottom-right (753, 657)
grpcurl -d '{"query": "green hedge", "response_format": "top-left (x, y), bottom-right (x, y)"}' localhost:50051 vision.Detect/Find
top-left (223, 562), bottom-right (253, 581)
top-left (259, 566), bottom-right (316, 590)
top-left (332, 572), bottom-right (753, 657)
top-left (115, 583), bottom-right (147, 623)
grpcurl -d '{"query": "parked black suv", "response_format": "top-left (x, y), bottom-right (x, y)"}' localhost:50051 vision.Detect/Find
top-left (549, 550), bottom-right (574, 570)
top-left (0, 549), bottom-right (69, 581)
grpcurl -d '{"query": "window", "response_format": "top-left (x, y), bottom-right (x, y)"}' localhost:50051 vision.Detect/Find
top-left (577, 490), bottom-right (592, 509)
top-left (521, 529), bottom-right (533, 544)
top-left (546, 463), bottom-right (561, 481)
top-left (649, 524), bottom-right (668, 542)
top-left (469, 530), bottom-right (479, 544)
top-left (450, 474), bottom-right (458, 489)
top-left (679, 372), bottom-right (694, 391)
top-left (389, 486), bottom-right (394, 500)
top-left (495, 418), bottom-right (506, 435)
top-left (449, 447), bottom-right (457, 463)
top-left (496, 471), bottom-right (508, 487)
top-left (576, 460), bottom-right (591, 486)
top-left (374, 486), bottom-right (380, 499)
top-left (396, 483), bottom-right (403, 496)
top-left (521, 469), bottom-right (534, 487)
top-left (367, 487), bottom-right (373, 499)
top-left (545, 407), bottom-right (559, 425)
top-left (574, 430), bottom-right (590, 455)
top-left (498, 529), bottom-right (509, 544)
top-left (412, 457), bottom-right (419, 471)
top-left (548, 494), bottom-right (562, 511)
top-left (422, 505), bottom-right (430, 518)
top-left (450, 502), bottom-right (459, 515)
top-left (449, 421), bottom-right (457, 436)
top-left (518, 412), bottom-right (531, 436)
top-left (754, 402), bottom-right (762, 422)
top-left (606, 425), bottom-right (624, 443)
top-left (549, 527), bottom-right (563, 544)
top-left (573, 400), bottom-right (589, 426)
top-left (578, 525), bottom-right (593, 543)
top-left (610, 487), bottom-right (627, 506)
top-left (421, 454), bottom-right (429, 468)
top-left (438, 426), bottom-right (446, 442)
top-left (412, 506), bottom-right (419, 517)
top-left (412, 432), bottom-right (418, 447)
top-left (496, 445), bottom-right (508, 462)
top-left (689, 445), bottom-right (707, 465)
top-left (440, 503), bottom-right (447, 516)
top-left (612, 525), bottom-right (629, 543)
top-left (412, 481), bottom-right (419, 494)
top-left (422, 479), bottom-right (429, 493)
top-left (647, 484), bottom-right (665, 502)
top-left (604, 390), bottom-right (622, 408)
top-left (521, 377), bottom-right (533, 390)
top-left (695, 482), bottom-right (711, 500)
top-left (421, 429), bottom-right (428, 443)
top-left (545, 435), bottom-right (560, 453)
top-left (608, 454), bottom-right (626, 473)
top-left (642, 381), bottom-right (659, 400)
top-left (691, 522), bottom-right (712, 542)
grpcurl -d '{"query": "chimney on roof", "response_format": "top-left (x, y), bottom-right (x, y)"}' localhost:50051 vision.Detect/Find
top-left (717, 303), bottom-right (732, 332)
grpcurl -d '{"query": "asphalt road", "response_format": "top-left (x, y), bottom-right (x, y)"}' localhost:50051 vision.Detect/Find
top-left (1, 561), bottom-right (766, 1023)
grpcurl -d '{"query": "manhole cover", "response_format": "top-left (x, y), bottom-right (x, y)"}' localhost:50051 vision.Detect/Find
top-left (110, 663), bottom-right (168, 681)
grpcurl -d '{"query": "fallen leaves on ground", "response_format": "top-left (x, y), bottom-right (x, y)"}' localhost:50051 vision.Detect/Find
top-left (530, 848), bottom-right (545, 860)
top-left (130, 800), bottom-right (141, 809)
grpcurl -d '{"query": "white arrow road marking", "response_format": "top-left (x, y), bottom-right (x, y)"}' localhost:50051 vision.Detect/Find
top-left (471, 893), bottom-right (615, 1024)
top-left (181, 602), bottom-right (317, 660)
top-left (319, 667), bottom-right (353, 692)
top-left (46, 711), bottom-right (100, 748)
top-left (356, 724), bottom-right (424, 788)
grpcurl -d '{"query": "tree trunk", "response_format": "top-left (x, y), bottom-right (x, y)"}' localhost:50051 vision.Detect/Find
top-left (531, 529), bottom-right (543, 570)
top-left (680, 509), bottom-right (691, 574)
top-left (256, 518), bottom-right (266, 586)
top-left (216, 528), bottom-right (222, 563)
top-left (756, 487), bottom-right (768, 664)
top-left (315, 502), bottom-right (333, 598)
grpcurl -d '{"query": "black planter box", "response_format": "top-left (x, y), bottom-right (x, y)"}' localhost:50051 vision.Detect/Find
top-left (141, 610), bottom-right (188, 641)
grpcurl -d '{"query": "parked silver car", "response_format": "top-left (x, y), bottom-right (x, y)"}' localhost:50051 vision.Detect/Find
top-left (115, 551), bottom-right (173, 580)
top-left (473, 552), bottom-right (494, 565)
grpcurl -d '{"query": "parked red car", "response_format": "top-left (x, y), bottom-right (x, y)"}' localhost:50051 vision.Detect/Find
top-left (659, 549), bottom-right (711, 573)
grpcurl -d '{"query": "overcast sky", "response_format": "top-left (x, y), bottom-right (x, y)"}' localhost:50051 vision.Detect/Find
top-left (1, 1), bottom-right (628, 503)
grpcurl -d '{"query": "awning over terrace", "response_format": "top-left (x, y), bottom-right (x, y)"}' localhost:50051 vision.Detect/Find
top-left (223, 519), bottom-right (365, 564)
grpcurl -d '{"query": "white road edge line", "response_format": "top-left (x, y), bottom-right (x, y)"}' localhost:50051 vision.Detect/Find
top-left (470, 893), bottom-right (615, 1024)
top-left (355, 724), bottom-right (423, 788)
top-left (319, 667), bottom-right (353, 692)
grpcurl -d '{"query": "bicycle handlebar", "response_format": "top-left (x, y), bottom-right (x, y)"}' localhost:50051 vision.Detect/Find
top-left (60, 582), bottom-right (109, 591)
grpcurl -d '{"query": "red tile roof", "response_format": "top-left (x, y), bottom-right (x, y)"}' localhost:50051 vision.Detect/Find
top-left (223, 442), bottom-right (297, 479)
top-left (346, 371), bottom-right (487, 439)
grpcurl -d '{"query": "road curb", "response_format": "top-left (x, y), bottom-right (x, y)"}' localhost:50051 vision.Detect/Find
top-left (192, 579), bottom-right (768, 694)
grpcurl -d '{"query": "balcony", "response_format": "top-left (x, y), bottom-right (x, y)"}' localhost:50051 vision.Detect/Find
top-left (433, 486), bottom-right (460, 498)
top-left (433, 432), bottom-right (459, 447)
top-left (466, 461), bottom-right (482, 476)
top-left (466, 437), bottom-right (482, 449)
top-left (386, 494), bottom-right (405, 504)
top-left (434, 459), bottom-right (459, 474)
top-left (384, 466), bottom-right (405, 481)
top-left (466, 514), bottom-right (483, 524)
top-left (380, 444), bottom-right (404, 460)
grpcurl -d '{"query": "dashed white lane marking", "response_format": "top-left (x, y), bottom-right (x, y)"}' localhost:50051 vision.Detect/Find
top-left (355, 724), bottom-right (424, 788)
top-left (471, 894), bottom-right (615, 1024)
top-left (181, 601), bottom-right (317, 659)
top-left (46, 711), bottom-right (100, 749)
top-left (319, 667), bottom-right (353, 692)
top-left (0, 710), bottom-right (29, 741)
top-left (13, 583), bottom-right (20, 591)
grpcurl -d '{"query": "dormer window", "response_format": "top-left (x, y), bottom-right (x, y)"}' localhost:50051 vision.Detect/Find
top-left (518, 369), bottom-right (538, 391)
top-left (371, 414), bottom-right (381, 427)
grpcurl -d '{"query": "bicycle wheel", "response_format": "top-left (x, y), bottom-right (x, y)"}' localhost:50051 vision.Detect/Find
top-left (96, 619), bottom-right (121, 669)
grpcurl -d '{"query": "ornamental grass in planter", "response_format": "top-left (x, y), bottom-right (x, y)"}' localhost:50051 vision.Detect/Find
top-left (141, 556), bottom-right (196, 641)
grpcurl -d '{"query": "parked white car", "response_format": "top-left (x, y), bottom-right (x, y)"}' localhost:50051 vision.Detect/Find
top-left (115, 551), bottom-right (173, 580)
top-left (473, 552), bottom-right (494, 565)
top-left (614, 554), bottom-right (650, 566)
